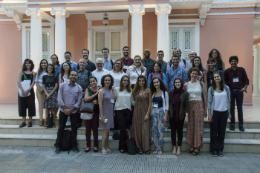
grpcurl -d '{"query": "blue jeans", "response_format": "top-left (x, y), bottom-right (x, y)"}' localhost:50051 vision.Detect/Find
top-left (230, 90), bottom-right (244, 126)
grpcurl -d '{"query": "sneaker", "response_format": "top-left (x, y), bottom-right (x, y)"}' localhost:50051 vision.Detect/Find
top-left (19, 122), bottom-right (26, 128)
top-left (239, 126), bottom-right (245, 132)
top-left (229, 124), bottom-right (235, 131)
top-left (28, 122), bottom-right (32, 127)
top-left (55, 147), bottom-right (60, 154)
top-left (72, 147), bottom-right (79, 153)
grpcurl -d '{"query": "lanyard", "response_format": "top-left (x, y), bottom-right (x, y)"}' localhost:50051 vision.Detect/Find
top-left (136, 69), bottom-right (142, 76)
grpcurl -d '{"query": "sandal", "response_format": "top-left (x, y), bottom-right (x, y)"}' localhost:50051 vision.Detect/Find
top-left (138, 150), bottom-right (143, 154)
top-left (192, 148), bottom-right (200, 156)
top-left (85, 148), bottom-right (90, 153)
top-left (157, 150), bottom-right (162, 155)
top-left (153, 150), bottom-right (158, 155)
top-left (102, 149), bottom-right (108, 155)
top-left (187, 148), bottom-right (194, 154)
top-left (106, 148), bottom-right (112, 153)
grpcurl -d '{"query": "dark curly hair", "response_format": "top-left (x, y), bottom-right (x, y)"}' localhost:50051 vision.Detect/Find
top-left (229, 56), bottom-right (239, 63)
top-left (132, 75), bottom-right (148, 96)
top-left (22, 59), bottom-right (34, 71)
top-left (51, 54), bottom-right (60, 66)
top-left (101, 74), bottom-right (114, 90)
top-left (209, 49), bottom-right (222, 68)
top-left (150, 77), bottom-right (167, 95)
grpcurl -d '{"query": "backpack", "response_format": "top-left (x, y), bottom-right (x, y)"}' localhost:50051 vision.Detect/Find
top-left (46, 114), bottom-right (53, 128)
top-left (126, 138), bottom-right (139, 155)
top-left (61, 129), bottom-right (72, 154)
top-left (110, 59), bottom-right (114, 68)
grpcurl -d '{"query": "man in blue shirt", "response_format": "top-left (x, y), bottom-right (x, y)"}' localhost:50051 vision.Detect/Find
top-left (166, 54), bottom-right (188, 91)
top-left (102, 47), bottom-right (114, 71)
top-left (82, 49), bottom-right (96, 72)
top-left (60, 51), bottom-right (78, 71)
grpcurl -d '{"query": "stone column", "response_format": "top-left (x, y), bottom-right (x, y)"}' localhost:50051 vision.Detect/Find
top-left (129, 5), bottom-right (145, 57)
top-left (51, 7), bottom-right (70, 62)
top-left (253, 44), bottom-right (260, 96)
top-left (25, 8), bottom-right (44, 71)
top-left (155, 4), bottom-right (172, 62)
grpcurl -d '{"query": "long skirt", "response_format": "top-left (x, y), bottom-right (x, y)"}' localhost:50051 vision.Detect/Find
top-left (186, 100), bottom-right (204, 148)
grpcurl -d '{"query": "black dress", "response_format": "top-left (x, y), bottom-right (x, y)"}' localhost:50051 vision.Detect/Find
top-left (18, 73), bottom-right (36, 117)
top-left (42, 75), bottom-right (58, 108)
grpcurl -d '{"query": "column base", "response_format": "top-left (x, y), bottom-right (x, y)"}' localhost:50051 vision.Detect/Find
top-left (252, 93), bottom-right (260, 97)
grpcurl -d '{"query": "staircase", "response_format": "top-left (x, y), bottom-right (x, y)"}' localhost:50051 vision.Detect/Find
top-left (1, 118), bottom-right (260, 153)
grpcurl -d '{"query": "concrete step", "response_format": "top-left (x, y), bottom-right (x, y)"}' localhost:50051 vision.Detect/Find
top-left (0, 134), bottom-right (260, 153)
top-left (1, 125), bottom-right (260, 139)
top-left (1, 118), bottom-right (259, 129)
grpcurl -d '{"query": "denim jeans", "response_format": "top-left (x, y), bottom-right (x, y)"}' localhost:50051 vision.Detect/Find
top-left (230, 90), bottom-right (244, 126)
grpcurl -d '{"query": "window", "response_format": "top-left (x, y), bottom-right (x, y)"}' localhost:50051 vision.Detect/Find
top-left (169, 27), bottom-right (194, 60)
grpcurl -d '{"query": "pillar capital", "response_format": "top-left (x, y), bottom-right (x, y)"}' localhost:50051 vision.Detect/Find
top-left (50, 7), bottom-right (70, 18)
top-left (155, 4), bottom-right (172, 15)
top-left (129, 5), bottom-right (145, 15)
top-left (25, 8), bottom-right (45, 18)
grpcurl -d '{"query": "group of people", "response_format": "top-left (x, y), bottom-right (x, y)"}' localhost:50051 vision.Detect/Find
top-left (17, 46), bottom-right (249, 157)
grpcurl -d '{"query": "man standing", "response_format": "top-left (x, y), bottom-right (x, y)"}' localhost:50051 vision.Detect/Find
top-left (207, 59), bottom-right (224, 90)
top-left (92, 58), bottom-right (110, 87)
top-left (54, 70), bottom-right (83, 154)
top-left (142, 49), bottom-right (156, 78)
top-left (102, 48), bottom-right (114, 71)
top-left (166, 54), bottom-right (188, 91)
top-left (157, 50), bottom-right (167, 74)
top-left (60, 51), bottom-right (78, 71)
top-left (82, 49), bottom-right (96, 72)
top-left (167, 48), bottom-right (187, 70)
top-left (120, 46), bottom-right (133, 73)
top-left (224, 56), bottom-right (249, 131)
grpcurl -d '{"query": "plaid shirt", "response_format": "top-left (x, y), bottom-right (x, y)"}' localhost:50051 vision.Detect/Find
top-left (76, 69), bottom-right (92, 92)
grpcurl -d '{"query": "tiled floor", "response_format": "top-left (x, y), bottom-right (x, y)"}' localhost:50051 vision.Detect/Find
top-left (0, 146), bottom-right (259, 173)
top-left (1, 97), bottom-right (260, 122)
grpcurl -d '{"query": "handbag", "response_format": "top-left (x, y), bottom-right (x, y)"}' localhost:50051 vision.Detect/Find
top-left (17, 71), bottom-right (31, 97)
top-left (79, 89), bottom-right (94, 113)
top-left (80, 112), bottom-right (93, 120)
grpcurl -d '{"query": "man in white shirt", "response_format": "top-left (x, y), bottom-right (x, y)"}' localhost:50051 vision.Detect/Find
top-left (92, 58), bottom-right (110, 87)
top-left (102, 47), bottom-right (114, 71)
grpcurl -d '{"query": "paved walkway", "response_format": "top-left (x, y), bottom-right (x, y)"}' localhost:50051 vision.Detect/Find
top-left (0, 146), bottom-right (259, 173)
top-left (1, 97), bottom-right (260, 122)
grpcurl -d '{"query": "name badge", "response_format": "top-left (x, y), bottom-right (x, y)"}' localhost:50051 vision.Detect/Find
top-left (123, 65), bottom-right (128, 70)
top-left (190, 93), bottom-right (196, 98)
top-left (233, 77), bottom-right (239, 83)
top-left (111, 99), bottom-right (115, 104)
top-left (153, 103), bottom-right (158, 108)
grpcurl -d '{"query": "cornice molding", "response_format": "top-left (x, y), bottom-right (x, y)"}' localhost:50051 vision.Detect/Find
top-left (199, 3), bottom-right (211, 26)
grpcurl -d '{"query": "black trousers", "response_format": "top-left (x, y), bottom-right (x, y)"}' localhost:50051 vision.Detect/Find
top-left (54, 111), bottom-right (78, 148)
top-left (210, 110), bottom-right (228, 152)
top-left (114, 109), bottom-right (132, 150)
top-left (169, 117), bottom-right (184, 146)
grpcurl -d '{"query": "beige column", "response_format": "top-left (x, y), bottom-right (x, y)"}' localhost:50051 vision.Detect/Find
top-left (253, 44), bottom-right (260, 96)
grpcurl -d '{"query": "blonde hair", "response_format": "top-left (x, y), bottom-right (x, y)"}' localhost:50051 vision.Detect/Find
top-left (79, 58), bottom-right (87, 63)
top-left (131, 55), bottom-right (145, 72)
top-left (112, 59), bottom-right (124, 73)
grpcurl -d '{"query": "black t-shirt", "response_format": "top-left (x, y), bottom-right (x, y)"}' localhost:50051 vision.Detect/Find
top-left (42, 75), bottom-right (58, 87)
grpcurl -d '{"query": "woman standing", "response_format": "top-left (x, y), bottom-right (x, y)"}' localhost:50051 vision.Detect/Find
top-left (84, 76), bottom-right (100, 153)
top-left (208, 71), bottom-right (230, 157)
top-left (17, 59), bottom-right (36, 128)
top-left (191, 56), bottom-right (207, 84)
top-left (98, 74), bottom-right (115, 154)
top-left (208, 49), bottom-right (225, 71)
top-left (59, 62), bottom-right (71, 85)
top-left (132, 75), bottom-right (152, 155)
top-left (50, 54), bottom-right (60, 77)
top-left (110, 59), bottom-right (125, 88)
top-left (184, 68), bottom-right (207, 156)
top-left (126, 55), bottom-right (146, 89)
top-left (113, 75), bottom-right (134, 153)
top-left (147, 62), bottom-right (167, 88)
top-left (42, 64), bottom-right (59, 127)
top-left (169, 78), bottom-right (189, 156)
top-left (150, 77), bottom-right (169, 155)
top-left (35, 59), bottom-right (48, 126)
